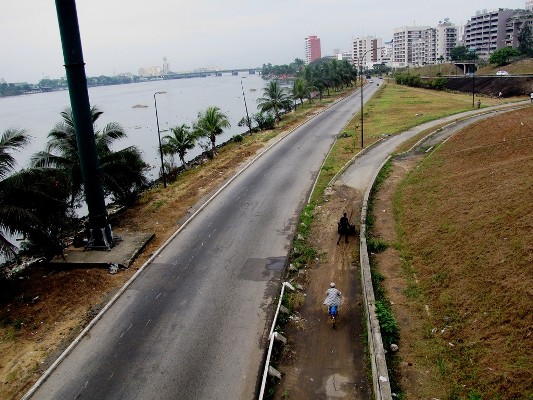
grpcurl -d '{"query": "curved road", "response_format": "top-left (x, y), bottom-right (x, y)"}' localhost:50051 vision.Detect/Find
top-left (27, 83), bottom-right (381, 400)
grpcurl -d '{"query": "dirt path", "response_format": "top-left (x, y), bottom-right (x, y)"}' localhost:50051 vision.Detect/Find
top-left (274, 184), bottom-right (371, 399)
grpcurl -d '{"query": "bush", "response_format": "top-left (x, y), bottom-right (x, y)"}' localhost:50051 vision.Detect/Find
top-left (253, 112), bottom-right (276, 131)
top-left (367, 237), bottom-right (388, 253)
top-left (375, 300), bottom-right (399, 348)
top-left (394, 72), bottom-right (422, 87)
top-left (232, 134), bottom-right (243, 142)
top-left (428, 77), bottom-right (448, 90)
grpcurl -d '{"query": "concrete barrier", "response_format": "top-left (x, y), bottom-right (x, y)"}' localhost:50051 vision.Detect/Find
top-left (359, 156), bottom-right (393, 400)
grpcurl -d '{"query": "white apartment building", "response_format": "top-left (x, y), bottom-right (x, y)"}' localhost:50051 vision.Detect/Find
top-left (162, 57), bottom-right (170, 74)
top-left (436, 19), bottom-right (459, 61)
top-left (352, 36), bottom-right (383, 68)
top-left (392, 26), bottom-right (431, 67)
top-left (138, 66), bottom-right (163, 77)
top-left (381, 40), bottom-right (393, 66)
top-left (463, 8), bottom-right (516, 59)
top-left (333, 49), bottom-right (351, 61)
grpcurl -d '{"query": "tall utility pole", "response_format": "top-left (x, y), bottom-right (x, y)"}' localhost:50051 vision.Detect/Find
top-left (359, 46), bottom-right (383, 149)
top-left (240, 78), bottom-right (252, 134)
top-left (55, 0), bottom-right (114, 248)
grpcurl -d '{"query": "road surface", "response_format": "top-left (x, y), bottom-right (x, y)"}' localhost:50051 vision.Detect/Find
top-left (27, 83), bottom-right (381, 400)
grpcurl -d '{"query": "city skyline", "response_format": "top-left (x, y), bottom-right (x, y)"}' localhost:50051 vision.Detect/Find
top-left (0, 0), bottom-right (527, 83)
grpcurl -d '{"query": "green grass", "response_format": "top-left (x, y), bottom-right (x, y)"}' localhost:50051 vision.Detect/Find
top-left (344, 82), bottom-right (506, 151)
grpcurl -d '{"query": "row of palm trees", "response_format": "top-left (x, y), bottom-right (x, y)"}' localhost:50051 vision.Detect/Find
top-left (0, 103), bottom-right (241, 262)
top-left (160, 106), bottom-right (231, 173)
top-left (160, 80), bottom-right (298, 175)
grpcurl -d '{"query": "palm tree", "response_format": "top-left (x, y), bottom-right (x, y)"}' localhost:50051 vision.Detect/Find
top-left (257, 80), bottom-right (292, 121)
top-left (292, 78), bottom-right (313, 108)
top-left (303, 63), bottom-right (327, 101)
top-left (0, 129), bottom-right (34, 258)
top-left (162, 124), bottom-right (197, 170)
top-left (32, 106), bottom-right (148, 208)
top-left (194, 106), bottom-right (231, 157)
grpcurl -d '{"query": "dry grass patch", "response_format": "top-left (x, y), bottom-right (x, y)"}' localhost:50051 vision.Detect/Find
top-left (394, 107), bottom-right (533, 399)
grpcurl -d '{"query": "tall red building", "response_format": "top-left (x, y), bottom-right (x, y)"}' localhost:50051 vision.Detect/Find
top-left (305, 36), bottom-right (321, 64)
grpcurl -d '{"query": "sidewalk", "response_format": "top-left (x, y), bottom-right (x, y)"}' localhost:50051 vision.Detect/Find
top-left (51, 230), bottom-right (154, 269)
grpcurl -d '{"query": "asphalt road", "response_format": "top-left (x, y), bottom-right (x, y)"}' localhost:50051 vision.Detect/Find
top-left (27, 83), bottom-right (381, 400)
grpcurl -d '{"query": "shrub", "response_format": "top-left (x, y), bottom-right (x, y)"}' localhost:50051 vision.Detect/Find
top-left (375, 300), bottom-right (399, 348)
top-left (428, 77), bottom-right (448, 91)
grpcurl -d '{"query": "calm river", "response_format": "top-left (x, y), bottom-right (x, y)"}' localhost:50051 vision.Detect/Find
top-left (0, 74), bottom-right (267, 179)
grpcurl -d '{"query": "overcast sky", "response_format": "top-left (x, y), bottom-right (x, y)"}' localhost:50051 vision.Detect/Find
top-left (0, 0), bottom-right (527, 83)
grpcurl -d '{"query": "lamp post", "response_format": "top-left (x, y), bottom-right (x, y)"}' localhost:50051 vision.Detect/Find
top-left (154, 91), bottom-right (167, 188)
top-left (471, 67), bottom-right (475, 108)
top-left (467, 48), bottom-right (477, 108)
top-left (359, 46), bottom-right (384, 148)
top-left (240, 78), bottom-right (252, 134)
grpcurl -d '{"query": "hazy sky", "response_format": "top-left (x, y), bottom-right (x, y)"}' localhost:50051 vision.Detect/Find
top-left (0, 0), bottom-right (527, 83)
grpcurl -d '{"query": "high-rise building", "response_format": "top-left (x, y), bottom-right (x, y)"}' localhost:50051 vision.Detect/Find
top-left (436, 19), bottom-right (459, 61)
top-left (352, 36), bottom-right (383, 68)
top-left (505, 9), bottom-right (533, 47)
top-left (162, 57), bottom-right (170, 74)
top-left (392, 26), bottom-right (431, 67)
top-left (463, 8), bottom-right (515, 59)
top-left (381, 40), bottom-right (393, 66)
top-left (305, 36), bottom-right (322, 64)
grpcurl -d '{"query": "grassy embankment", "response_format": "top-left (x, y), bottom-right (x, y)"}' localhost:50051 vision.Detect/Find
top-left (390, 107), bottom-right (533, 399)
top-left (404, 58), bottom-right (533, 77)
top-left (477, 57), bottom-right (533, 75)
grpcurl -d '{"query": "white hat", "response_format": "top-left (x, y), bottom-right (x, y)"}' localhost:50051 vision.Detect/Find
top-left (330, 282), bottom-right (336, 288)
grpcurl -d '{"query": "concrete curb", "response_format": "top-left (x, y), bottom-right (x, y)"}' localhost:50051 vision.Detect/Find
top-left (359, 156), bottom-right (393, 400)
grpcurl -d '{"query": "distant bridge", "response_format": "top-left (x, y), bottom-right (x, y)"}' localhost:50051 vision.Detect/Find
top-left (149, 68), bottom-right (262, 81)
top-left (453, 60), bottom-right (479, 74)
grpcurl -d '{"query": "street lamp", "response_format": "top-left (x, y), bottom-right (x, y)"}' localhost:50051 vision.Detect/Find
top-left (359, 46), bottom-right (384, 148)
top-left (240, 78), bottom-right (252, 134)
top-left (471, 67), bottom-right (475, 108)
top-left (154, 91), bottom-right (167, 188)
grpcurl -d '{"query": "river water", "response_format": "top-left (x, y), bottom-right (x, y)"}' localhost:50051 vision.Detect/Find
top-left (0, 74), bottom-right (267, 179)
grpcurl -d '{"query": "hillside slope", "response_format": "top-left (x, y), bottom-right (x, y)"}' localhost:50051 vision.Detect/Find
top-left (387, 107), bottom-right (533, 398)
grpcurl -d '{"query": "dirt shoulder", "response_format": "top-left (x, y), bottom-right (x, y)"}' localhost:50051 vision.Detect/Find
top-left (272, 184), bottom-right (371, 400)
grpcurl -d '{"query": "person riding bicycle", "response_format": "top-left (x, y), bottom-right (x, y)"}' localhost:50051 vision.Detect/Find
top-left (323, 282), bottom-right (341, 315)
